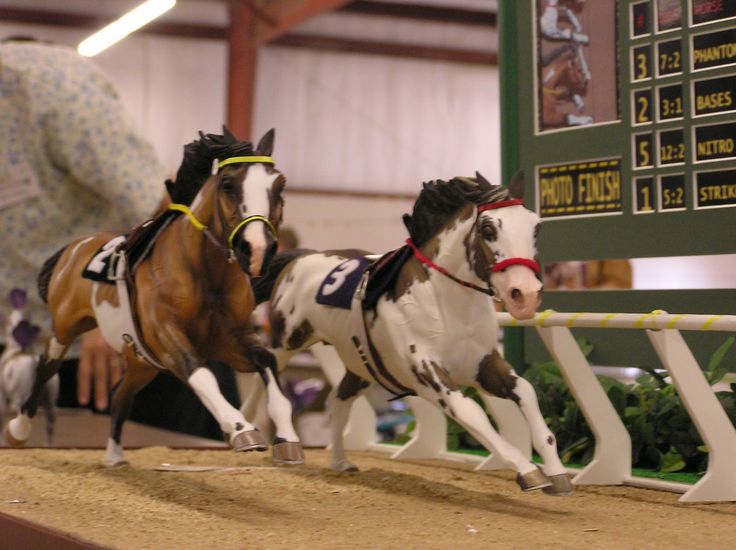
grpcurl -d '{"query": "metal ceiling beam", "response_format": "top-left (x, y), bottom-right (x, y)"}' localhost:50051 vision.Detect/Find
top-left (0, 6), bottom-right (495, 66)
top-left (340, 1), bottom-right (496, 26)
top-left (251, 0), bottom-right (353, 43)
top-left (275, 33), bottom-right (496, 65)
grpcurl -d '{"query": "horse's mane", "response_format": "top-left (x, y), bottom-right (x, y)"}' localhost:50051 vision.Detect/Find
top-left (165, 127), bottom-right (255, 205)
top-left (403, 174), bottom-right (510, 246)
top-left (540, 44), bottom-right (576, 67)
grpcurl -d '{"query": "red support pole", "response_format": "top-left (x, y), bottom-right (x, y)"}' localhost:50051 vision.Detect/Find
top-left (227, 0), bottom-right (257, 139)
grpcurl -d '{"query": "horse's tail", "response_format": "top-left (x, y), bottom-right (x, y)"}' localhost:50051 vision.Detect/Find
top-left (37, 245), bottom-right (68, 304)
top-left (252, 248), bottom-right (314, 304)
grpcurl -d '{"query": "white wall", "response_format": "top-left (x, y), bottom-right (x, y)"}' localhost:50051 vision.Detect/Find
top-left (3, 5), bottom-right (735, 285)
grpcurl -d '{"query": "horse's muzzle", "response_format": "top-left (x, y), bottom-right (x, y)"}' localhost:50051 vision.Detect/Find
top-left (232, 229), bottom-right (277, 277)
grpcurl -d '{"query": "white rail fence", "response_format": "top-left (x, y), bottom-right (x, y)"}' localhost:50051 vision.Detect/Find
top-left (310, 310), bottom-right (736, 503)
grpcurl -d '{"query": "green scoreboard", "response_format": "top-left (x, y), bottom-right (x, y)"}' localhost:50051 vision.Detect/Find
top-left (501, 0), bottom-right (736, 262)
top-left (498, 0), bottom-right (736, 369)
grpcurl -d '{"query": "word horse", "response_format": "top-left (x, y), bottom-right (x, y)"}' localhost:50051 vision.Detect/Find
top-left (5, 129), bottom-right (302, 466)
top-left (252, 173), bottom-right (572, 494)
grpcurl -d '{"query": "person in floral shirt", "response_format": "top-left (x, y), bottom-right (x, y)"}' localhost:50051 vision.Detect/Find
top-left (0, 39), bottom-right (165, 410)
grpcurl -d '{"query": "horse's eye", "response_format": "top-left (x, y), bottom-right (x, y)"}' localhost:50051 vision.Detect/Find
top-left (479, 222), bottom-right (497, 241)
top-left (221, 177), bottom-right (235, 193)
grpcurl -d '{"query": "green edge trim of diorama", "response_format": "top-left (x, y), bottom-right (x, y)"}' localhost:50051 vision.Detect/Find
top-left (498, 0), bottom-right (526, 374)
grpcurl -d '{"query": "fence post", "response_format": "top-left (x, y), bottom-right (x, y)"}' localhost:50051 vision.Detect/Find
top-left (647, 329), bottom-right (736, 503)
top-left (536, 325), bottom-right (631, 484)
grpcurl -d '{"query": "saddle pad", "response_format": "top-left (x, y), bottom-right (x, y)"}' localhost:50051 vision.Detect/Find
top-left (363, 245), bottom-right (413, 310)
top-left (315, 257), bottom-right (371, 309)
top-left (82, 235), bottom-right (127, 284)
top-left (314, 245), bottom-right (414, 311)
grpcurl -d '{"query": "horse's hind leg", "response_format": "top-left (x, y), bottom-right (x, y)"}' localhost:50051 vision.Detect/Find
top-left (4, 337), bottom-right (68, 446)
top-left (105, 360), bottom-right (158, 467)
top-left (328, 371), bottom-right (370, 473)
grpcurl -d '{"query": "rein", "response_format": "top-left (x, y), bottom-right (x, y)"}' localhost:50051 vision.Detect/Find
top-left (168, 155), bottom-right (277, 262)
top-left (405, 199), bottom-right (541, 296)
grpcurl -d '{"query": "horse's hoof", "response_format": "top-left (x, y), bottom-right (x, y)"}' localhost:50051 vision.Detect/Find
top-left (3, 424), bottom-right (27, 448)
top-left (516, 466), bottom-right (552, 492)
top-left (105, 459), bottom-right (130, 468)
top-left (331, 460), bottom-right (359, 473)
top-left (272, 440), bottom-right (305, 465)
top-left (231, 429), bottom-right (268, 452)
top-left (542, 473), bottom-right (574, 496)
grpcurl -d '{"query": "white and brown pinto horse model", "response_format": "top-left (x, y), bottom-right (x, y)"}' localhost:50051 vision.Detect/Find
top-left (5, 129), bottom-right (303, 466)
top-left (251, 172), bottom-right (573, 495)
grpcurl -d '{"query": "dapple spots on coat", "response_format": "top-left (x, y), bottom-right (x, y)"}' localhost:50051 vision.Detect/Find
top-left (463, 226), bottom-right (494, 282)
top-left (476, 349), bottom-right (519, 404)
top-left (389, 259), bottom-right (429, 302)
top-left (411, 360), bottom-right (456, 394)
top-left (287, 319), bottom-right (314, 350)
top-left (270, 310), bottom-right (286, 349)
top-left (336, 371), bottom-right (370, 400)
top-left (430, 360), bottom-right (458, 392)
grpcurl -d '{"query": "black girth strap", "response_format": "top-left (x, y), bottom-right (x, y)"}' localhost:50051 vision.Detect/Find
top-left (350, 271), bottom-right (416, 398)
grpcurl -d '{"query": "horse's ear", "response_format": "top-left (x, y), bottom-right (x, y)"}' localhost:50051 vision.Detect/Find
top-left (507, 170), bottom-right (525, 200)
top-left (256, 128), bottom-right (276, 157)
top-left (475, 171), bottom-right (492, 191)
top-left (222, 126), bottom-right (237, 143)
top-left (402, 213), bottom-right (413, 233)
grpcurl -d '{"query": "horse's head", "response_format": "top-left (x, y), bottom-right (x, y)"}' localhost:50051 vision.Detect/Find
top-left (474, 172), bottom-right (542, 320)
top-left (211, 129), bottom-right (285, 276)
top-left (170, 128), bottom-right (286, 277)
top-left (542, 44), bottom-right (589, 96)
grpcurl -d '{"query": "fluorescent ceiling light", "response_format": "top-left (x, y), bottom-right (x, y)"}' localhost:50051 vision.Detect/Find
top-left (78, 0), bottom-right (176, 57)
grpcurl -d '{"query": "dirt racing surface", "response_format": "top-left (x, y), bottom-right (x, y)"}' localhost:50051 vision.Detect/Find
top-left (0, 447), bottom-right (734, 549)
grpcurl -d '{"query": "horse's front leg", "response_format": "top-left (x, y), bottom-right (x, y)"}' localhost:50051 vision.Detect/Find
top-left (242, 341), bottom-right (304, 465)
top-left (475, 350), bottom-right (573, 496)
top-left (160, 323), bottom-right (267, 452)
top-left (409, 355), bottom-right (552, 492)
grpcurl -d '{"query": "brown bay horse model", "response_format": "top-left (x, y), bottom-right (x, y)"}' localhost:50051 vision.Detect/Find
top-left (4, 129), bottom-right (303, 466)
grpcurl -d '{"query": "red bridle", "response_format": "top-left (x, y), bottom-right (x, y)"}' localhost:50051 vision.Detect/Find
top-left (405, 199), bottom-right (541, 296)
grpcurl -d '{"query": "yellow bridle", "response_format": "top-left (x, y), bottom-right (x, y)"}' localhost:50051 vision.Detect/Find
top-left (168, 155), bottom-right (278, 251)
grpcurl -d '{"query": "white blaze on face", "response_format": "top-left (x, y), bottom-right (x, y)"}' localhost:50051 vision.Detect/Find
top-left (486, 206), bottom-right (542, 320)
top-left (240, 164), bottom-right (276, 276)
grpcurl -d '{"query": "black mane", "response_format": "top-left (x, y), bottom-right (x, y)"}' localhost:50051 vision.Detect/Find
top-left (165, 127), bottom-right (255, 205)
top-left (402, 175), bottom-right (510, 246)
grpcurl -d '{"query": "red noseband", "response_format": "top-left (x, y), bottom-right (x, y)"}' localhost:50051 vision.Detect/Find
top-left (491, 257), bottom-right (541, 275)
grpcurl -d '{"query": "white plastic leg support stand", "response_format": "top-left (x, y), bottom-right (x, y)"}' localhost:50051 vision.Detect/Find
top-left (537, 326), bottom-right (631, 485)
top-left (648, 329), bottom-right (736, 503)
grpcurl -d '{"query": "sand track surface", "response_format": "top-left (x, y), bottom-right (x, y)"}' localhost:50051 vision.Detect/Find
top-left (0, 448), bottom-right (734, 549)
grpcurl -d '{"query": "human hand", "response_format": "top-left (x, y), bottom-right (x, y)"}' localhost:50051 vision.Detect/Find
top-left (78, 328), bottom-right (125, 410)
